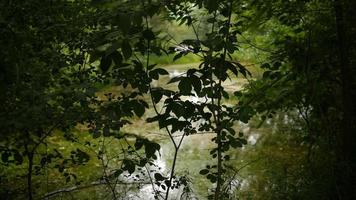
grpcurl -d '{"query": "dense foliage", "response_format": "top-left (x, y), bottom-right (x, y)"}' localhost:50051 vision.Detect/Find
top-left (0, 0), bottom-right (355, 199)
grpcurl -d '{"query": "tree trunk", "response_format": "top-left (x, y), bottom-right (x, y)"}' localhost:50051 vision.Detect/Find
top-left (27, 152), bottom-right (34, 200)
top-left (333, 0), bottom-right (356, 199)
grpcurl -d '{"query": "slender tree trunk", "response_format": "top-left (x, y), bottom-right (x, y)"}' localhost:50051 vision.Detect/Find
top-left (27, 152), bottom-right (34, 200)
top-left (333, 0), bottom-right (356, 199)
top-left (214, 129), bottom-right (222, 200)
top-left (165, 147), bottom-right (178, 200)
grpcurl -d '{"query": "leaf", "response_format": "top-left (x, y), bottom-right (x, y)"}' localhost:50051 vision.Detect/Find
top-left (132, 101), bottom-right (145, 117)
top-left (230, 138), bottom-right (242, 148)
top-left (173, 52), bottom-right (184, 61)
top-left (227, 61), bottom-right (238, 76)
top-left (272, 61), bottom-right (281, 70)
top-left (151, 88), bottom-right (163, 103)
top-left (178, 78), bottom-right (192, 95)
top-left (234, 91), bottom-right (242, 97)
top-left (40, 157), bottom-right (47, 166)
top-left (118, 14), bottom-right (131, 33)
top-left (207, 174), bottom-right (217, 183)
top-left (191, 75), bottom-right (201, 93)
top-left (105, 41), bottom-right (120, 57)
top-left (234, 62), bottom-right (251, 77)
top-left (121, 40), bottom-right (132, 60)
top-left (14, 152), bottom-right (23, 165)
top-left (161, 184), bottom-right (166, 190)
top-left (99, 56), bottom-right (111, 73)
top-left (154, 173), bottom-right (165, 181)
top-left (199, 169), bottom-right (209, 175)
top-left (261, 63), bottom-right (270, 69)
top-left (155, 68), bottom-right (169, 75)
top-left (147, 64), bottom-right (157, 70)
top-left (263, 71), bottom-right (272, 79)
top-left (238, 106), bottom-right (254, 123)
top-left (114, 169), bottom-right (123, 177)
top-left (89, 51), bottom-right (102, 63)
top-left (149, 70), bottom-right (159, 80)
top-left (164, 180), bottom-right (171, 187)
top-left (149, 68), bottom-right (169, 80)
top-left (123, 159), bottom-right (135, 174)
top-left (145, 142), bottom-right (159, 158)
top-left (111, 51), bottom-right (123, 65)
top-left (142, 29), bottom-right (155, 40)
top-left (222, 90), bottom-right (229, 99)
top-left (103, 126), bottom-right (110, 136)
top-left (239, 138), bottom-right (248, 145)
top-left (167, 76), bottom-right (183, 84)
top-left (127, 164), bottom-right (135, 174)
top-left (146, 115), bottom-right (160, 123)
top-left (135, 138), bottom-right (145, 150)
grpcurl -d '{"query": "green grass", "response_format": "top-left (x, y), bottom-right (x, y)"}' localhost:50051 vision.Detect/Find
top-left (149, 53), bottom-right (201, 65)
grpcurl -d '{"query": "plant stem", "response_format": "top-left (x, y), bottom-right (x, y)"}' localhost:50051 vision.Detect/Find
top-left (27, 152), bottom-right (34, 200)
top-left (215, 1), bottom-right (233, 199)
top-left (164, 133), bottom-right (185, 200)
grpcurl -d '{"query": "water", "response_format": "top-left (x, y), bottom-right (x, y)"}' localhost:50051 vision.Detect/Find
top-left (121, 69), bottom-right (260, 199)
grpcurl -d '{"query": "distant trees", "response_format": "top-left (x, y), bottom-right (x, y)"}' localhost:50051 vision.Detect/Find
top-left (239, 0), bottom-right (356, 199)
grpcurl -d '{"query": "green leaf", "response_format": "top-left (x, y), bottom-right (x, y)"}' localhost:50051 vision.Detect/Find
top-left (135, 138), bottom-right (145, 150)
top-left (100, 56), bottom-right (112, 73)
top-left (122, 40), bottom-right (132, 60)
top-left (234, 91), bottom-right (242, 97)
top-left (132, 101), bottom-right (145, 117)
top-left (14, 151), bottom-right (23, 164)
top-left (191, 75), bottom-right (201, 93)
top-left (149, 70), bottom-right (159, 80)
top-left (168, 76), bottom-right (183, 84)
top-left (207, 174), bottom-right (217, 183)
top-left (143, 29), bottom-right (155, 40)
top-left (227, 62), bottom-right (238, 76)
top-left (111, 51), bottom-right (123, 65)
top-left (155, 68), bottom-right (169, 75)
top-left (230, 139), bottom-right (243, 148)
top-left (123, 159), bottom-right (135, 174)
top-left (239, 138), bottom-right (248, 145)
top-left (149, 68), bottom-right (168, 80)
top-left (114, 169), bottom-right (123, 177)
top-left (151, 88), bottom-right (163, 104)
top-left (199, 169), bottom-right (209, 175)
top-left (173, 52), bottom-right (184, 61)
top-left (147, 64), bottom-right (157, 70)
top-left (222, 90), bottom-right (229, 99)
top-left (261, 63), bottom-right (270, 69)
top-left (118, 14), bottom-right (131, 33)
top-left (145, 142), bottom-right (160, 158)
top-left (128, 165), bottom-right (135, 174)
top-left (272, 61), bottom-right (281, 70)
top-left (178, 78), bottom-right (192, 95)
top-left (238, 106), bottom-right (254, 123)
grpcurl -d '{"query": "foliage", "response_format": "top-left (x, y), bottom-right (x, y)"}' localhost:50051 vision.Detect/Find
top-left (1, 0), bottom-right (356, 199)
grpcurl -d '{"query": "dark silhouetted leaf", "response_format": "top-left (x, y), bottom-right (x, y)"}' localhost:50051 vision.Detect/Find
top-left (178, 78), bottom-right (192, 95)
top-left (122, 41), bottom-right (132, 59)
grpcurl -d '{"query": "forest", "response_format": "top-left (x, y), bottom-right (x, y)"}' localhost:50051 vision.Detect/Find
top-left (0, 0), bottom-right (355, 199)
